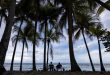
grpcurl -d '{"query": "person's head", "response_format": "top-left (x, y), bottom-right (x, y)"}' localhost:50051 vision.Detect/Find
top-left (50, 62), bottom-right (52, 64)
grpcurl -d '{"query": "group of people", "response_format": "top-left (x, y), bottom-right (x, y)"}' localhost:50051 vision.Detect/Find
top-left (49, 62), bottom-right (64, 71)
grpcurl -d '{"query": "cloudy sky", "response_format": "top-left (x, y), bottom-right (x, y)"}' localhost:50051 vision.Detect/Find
top-left (0, 7), bottom-right (110, 64)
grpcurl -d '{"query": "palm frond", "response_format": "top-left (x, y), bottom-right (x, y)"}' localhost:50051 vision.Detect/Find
top-left (97, 0), bottom-right (110, 15)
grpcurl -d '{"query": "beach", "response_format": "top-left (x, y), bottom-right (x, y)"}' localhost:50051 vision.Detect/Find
top-left (3, 71), bottom-right (110, 75)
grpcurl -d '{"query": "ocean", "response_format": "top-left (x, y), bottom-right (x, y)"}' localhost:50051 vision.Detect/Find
top-left (4, 63), bottom-right (110, 71)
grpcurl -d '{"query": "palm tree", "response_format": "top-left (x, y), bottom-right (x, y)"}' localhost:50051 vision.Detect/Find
top-left (54, 0), bottom-right (76, 71)
top-left (45, 27), bottom-right (65, 70)
top-left (11, 19), bottom-right (38, 71)
top-left (0, 0), bottom-right (9, 27)
top-left (90, 25), bottom-right (106, 71)
top-left (54, 0), bottom-right (91, 71)
top-left (10, 20), bottom-right (23, 71)
top-left (0, 0), bottom-right (16, 73)
top-left (74, 13), bottom-right (97, 71)
top-left (31, 0), bottom-right (40, 71)
top-left (10, 2), bottom-right (29, 70)
top-left (94, 0), bottom-right (110, 11)
top-left (38, 3), bottom-right (61, 71)
top-left (87, 0), bottom-right (110, 11)
top-left (97, 0), bottom-right (110, 15)
top-left (11, 25), bottom-right (28, 71)
top-left (19, 0), bottom-right (41, 70)
top-left (0, 8), bottom-right (7, 28)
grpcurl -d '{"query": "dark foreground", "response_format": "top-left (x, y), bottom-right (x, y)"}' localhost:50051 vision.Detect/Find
top-left (3, 71), bottom-right (110, 75)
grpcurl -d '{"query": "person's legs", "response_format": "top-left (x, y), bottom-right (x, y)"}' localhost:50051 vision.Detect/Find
top-left (52, 67), bottom-right (54, 71)
top-left (50, 67), bottom-right (52, 71)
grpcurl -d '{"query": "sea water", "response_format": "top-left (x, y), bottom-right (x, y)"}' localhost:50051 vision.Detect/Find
top-left (4, 63), bottom-right (110, 71)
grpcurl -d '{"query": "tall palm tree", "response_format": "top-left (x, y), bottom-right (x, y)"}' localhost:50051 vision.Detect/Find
top-left (0, 0), bottom-right (16, 73)
top-left (74, 13), bottom-right (97, 71)
top-left (10, 20), bottom-right (23, 71)
top-left (54, 0), bottom-right (91, 71)
top-left (55, 0), bottom-right (76, 71)
top-left (10, 19), bottom-right (38, 71)
top-left (90, 25), bottom-right (106, 71)
top-left (38, 3), bottom-right (61, 71)
top-left (31, 0), bottom-right (40, 71)
top-left (45, 27), bottom-right (65, 70)
top-left (11, 25), bottom-right (29, 71)
top-left (19, 0), bottom-right (41, 70)
top-left (10, 2), bottom-right (29, 70)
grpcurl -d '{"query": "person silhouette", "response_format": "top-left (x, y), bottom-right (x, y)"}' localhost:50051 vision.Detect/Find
top-left (56, 62), bottom-right (62, 71)
top-left (49, 62), bottom-right (54, 71)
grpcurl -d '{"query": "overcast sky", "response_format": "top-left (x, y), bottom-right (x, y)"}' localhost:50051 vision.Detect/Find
top-left (0, 8), bottom-right (109, 64)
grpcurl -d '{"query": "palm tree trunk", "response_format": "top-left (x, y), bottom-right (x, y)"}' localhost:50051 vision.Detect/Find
top-left (46, 41), bottom-right (49, 71)
top-left (10, 20), bottom-right (23, 71)
top-left (82, 30), bottom-right (95, 71)
top-left (0, 15), bottom-right (3, 27)
top-left (97, 37), bottom-right (105, 71)
top-left (20, 41), bottom-right (25, 71)
top-left (93, 0), bottom-right (110, 11)
top-left (43, 18), bottom-right (47, 71)
top-left (0, 0), bottom-right (16, 74)
top-left (32, 0), bottom-right (40, 71)
top-left (32, 20), bottom-right (37, 70)
top-left (67, 8), bottom-right (81, 71)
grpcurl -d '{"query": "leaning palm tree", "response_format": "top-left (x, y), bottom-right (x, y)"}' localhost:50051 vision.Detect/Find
top-left (0, 8), bottom-right (7, 28)
top-left (11, 25), bottom-right (29, 71)
top-left (87, 0), bottom-right (110, 11)
top-left (0, 0), bottom-right (9, 27)
top-left (90, 25), bottom-right (106, 71)
top-left (11, 20), bottom-right (38, 71)
top-left (97, 0), bottom-right (110, 15)
top-left (74, 13), bottom-right (97, 71)
top-left (0, 0), bottom-right (16, 73)
top-left (12, 0), bottom-right (40, 70)
top-left (94, 0), bottom-right (110, 11)
top-left (10, 20), bottom-right (23, 71)
top-left (10, 2), bottom-right (30, 70)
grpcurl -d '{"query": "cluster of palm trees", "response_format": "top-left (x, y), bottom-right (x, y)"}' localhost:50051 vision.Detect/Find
top-left (0, 0), bottom-right (110, 74)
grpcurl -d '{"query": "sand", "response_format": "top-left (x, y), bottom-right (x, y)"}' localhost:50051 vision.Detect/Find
top-left (3, 71), bottom-right (110, 75)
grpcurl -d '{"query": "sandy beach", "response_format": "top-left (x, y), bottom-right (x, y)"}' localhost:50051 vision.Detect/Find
top-left (3, 71), bottom-right (110, 75)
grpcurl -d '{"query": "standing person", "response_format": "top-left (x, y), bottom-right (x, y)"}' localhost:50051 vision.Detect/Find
top-left (49, 62), bottom-right (54, 71)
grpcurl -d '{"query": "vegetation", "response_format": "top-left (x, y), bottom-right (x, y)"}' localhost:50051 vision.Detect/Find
top-left (0, 0), bottom-right (110, 74)
top-left (101, 31), bottom-right (110, 52)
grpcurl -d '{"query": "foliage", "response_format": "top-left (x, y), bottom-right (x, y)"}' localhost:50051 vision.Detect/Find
top-left (101, 31), bottom-right (110, 52)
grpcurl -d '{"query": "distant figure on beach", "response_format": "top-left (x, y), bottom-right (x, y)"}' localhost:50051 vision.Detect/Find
top-left (49, 62), bottom-right (54, 71)
top-left (56, 62), bottom-right (62, 71)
